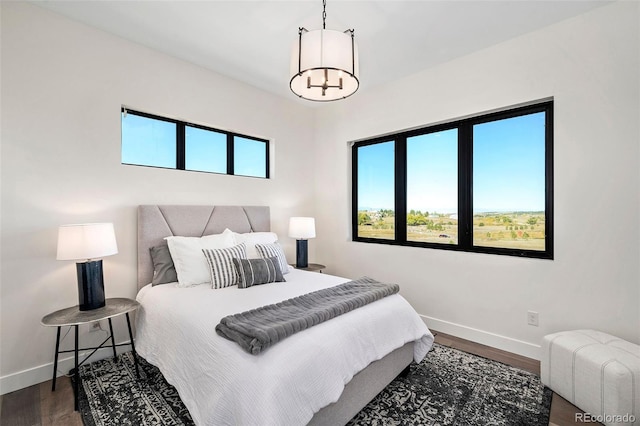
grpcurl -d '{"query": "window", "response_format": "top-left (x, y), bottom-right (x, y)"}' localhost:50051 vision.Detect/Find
top-left (121, 113), bottom-right (176, 169)
top-left (356, 141), bottom-right (395, 240)
top-left (472, 112), bottom-right (547, 252)
top-left (234, 136), bottom-right (268, 178)
top-left (185, 125), bottom-right (226, 174)
top-left (407, 129), bottom-right (458, 245)
top-left (121, 108), bottom-right (269, 179)
top-left (352, 101), bottom-right (553, 259)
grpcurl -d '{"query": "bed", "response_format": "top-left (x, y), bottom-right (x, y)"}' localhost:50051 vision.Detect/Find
top-left (135, 205), bottom-right (434, 426)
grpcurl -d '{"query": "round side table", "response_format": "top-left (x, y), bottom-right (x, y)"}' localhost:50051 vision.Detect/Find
top-left (41, 297), bottom-right (140, 411)
top-left (290, 263), bottom-right (326, 273)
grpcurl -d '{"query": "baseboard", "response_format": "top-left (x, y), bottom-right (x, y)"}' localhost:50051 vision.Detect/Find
top-left (0, 342), bottom-right (132, 395)
top-left (421, 315), bottom-right (541, 360)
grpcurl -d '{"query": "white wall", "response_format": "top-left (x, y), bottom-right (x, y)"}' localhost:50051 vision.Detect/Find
top-left (314, 1), bottom-right (640, 358)
top-left (0, 2), bottom-right (315, 393)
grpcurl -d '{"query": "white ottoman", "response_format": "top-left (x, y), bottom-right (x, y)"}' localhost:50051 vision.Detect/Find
top-left (541, 330), bottom-right (640, 426)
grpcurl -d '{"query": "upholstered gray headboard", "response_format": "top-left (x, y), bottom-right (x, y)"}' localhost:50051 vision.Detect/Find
top-left (137, 205), bottom-right (270, 290)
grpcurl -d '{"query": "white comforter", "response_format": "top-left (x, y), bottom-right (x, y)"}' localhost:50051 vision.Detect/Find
top-left (135, 269), bottom-right (434, 426)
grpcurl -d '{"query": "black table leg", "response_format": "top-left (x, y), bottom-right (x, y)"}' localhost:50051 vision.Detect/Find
top-left (51, 327), bottom-right (61, 391)
top-left (74, 324), bottom-right (79, 411)
top-left (125, 313), bottom-right (140, 378)
top-left (107, 318), bottom-right (117, 359)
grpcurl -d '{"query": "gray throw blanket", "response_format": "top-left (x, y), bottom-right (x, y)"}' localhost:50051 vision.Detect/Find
top-left (216, 277), bottom-right (399, 355)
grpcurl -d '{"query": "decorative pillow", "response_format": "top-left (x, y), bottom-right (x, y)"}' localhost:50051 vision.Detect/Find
top-left (255, 242), bottom-right (290, 275)
top-left (232, 231), bottom-right (278, 259)
top-left (149, 242), bottom-right (177, 286)
top-left (232, 256), bottom-right (285, 289)
top-left (166, 229), bottom-right (235, 287)
top-left (202, 243), bottom-right (247, 289)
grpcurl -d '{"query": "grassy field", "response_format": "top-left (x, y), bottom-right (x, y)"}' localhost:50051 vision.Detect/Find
top-left (357, 211), bottom-right (545, 251)
top-left (472, 211), bottom-right (545, 251)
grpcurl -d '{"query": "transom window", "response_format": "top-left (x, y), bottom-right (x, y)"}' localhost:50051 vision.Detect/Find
top-left (121, 108), bottom-right (269, 179)
top-left (352, 101), bottom-right (553, 259)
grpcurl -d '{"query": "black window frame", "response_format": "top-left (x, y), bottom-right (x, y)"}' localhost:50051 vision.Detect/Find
top-left (121, 108), bottom-right (270, 179)
top-left (352, 100), bottom-right (554, 259)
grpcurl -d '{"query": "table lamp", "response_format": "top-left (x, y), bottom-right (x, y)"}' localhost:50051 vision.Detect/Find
top-left (57, 223), bottom-right (118, 311)
top-left (289, 217), bottom-right (316, 268)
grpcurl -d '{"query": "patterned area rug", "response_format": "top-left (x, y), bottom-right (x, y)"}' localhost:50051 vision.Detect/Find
top-left (75, 344), bottom-right (551, 425)
top-left (348, 344), bottom-right (552, 425)
top-left (74, 352), bottom-right (192, 426)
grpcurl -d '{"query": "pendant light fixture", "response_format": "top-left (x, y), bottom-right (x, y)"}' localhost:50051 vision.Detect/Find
top-left (290, 0), bottom-right (359, 102)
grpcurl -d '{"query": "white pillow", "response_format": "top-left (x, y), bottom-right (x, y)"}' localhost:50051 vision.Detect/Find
top-left (255, 242), bottom-right (291, 275)
top-left (232, 231), bottom-right (278, 259)
top-left (166, 229), bottom-right (235, 287)
top-left (203, 243), bottom-right (247, 289)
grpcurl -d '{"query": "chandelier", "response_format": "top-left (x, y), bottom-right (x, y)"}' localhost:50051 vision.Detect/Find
top-left (289, 0), bottom-right (360, 102)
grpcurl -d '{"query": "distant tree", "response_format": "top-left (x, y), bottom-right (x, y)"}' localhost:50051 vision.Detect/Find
top-left (358, 212), bottom-right (371, 225)
top-left (407, 214), bottom-right (427, 226)
top-left (381, 209), bottom-right (394, 218)
top-left (527, 217), bottom-right (538, 226)
top-left (478, 222), bottom-right (485, 227)
top-left (511, 230), bottom-right (517, 239)
top-left (523, 232), bottom-right (530, 239)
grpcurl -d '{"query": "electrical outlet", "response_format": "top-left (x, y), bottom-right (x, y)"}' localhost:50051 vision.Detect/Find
top-left (527, 311), bottom-right (539, 327)
top-left (90, 321), bottom-right (101, 332)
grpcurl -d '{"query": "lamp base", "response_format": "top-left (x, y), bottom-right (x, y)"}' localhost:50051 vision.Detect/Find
top-left (295, 239), bottom-right (309, 269)
top-left (76, 260), bottom-right (105, 311)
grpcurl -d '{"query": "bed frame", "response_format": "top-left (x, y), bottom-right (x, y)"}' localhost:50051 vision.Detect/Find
top-left (137, 205), bottom-right (413, 426)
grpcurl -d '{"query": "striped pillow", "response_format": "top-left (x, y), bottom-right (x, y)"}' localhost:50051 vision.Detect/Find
top-left (255, 242), bottom-right (290, 275)
top-left (232, 257), bottom-right (285, 289)
top-left (202, 243), bottom-right (247, 289)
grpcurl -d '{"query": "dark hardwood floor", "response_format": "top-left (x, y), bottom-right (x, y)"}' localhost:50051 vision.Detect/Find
top-left (1, 330), bottom-right (592, 425)
top-left (0, 377), bottom-right (82, 426)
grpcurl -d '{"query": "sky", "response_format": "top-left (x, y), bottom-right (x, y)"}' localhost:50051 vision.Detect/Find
top-left (121, 112), bottom-right (266, 178)
top-left (121, 113), bottom-right (176, 168)
top-left (357, 111), bottom-right (546, 214)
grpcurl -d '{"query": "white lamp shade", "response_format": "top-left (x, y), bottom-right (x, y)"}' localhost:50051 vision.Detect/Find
top-left (289, 217), bottom-right (316, 239)
top-left (57, 223), bottom-right (118, 261)
top-left (290, 29), bottom-right (359, 101)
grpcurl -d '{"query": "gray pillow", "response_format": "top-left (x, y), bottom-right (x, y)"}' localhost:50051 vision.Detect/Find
top-left (150, 242), bottom-right (178, 286)
top-left (255, 242), bottom-right (290, 274)
top-left (232, 256), bottom-right (285, 289)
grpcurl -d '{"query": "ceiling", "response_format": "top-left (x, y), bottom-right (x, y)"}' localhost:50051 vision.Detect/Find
top-left (31, 0), bottom-right (611, 103)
